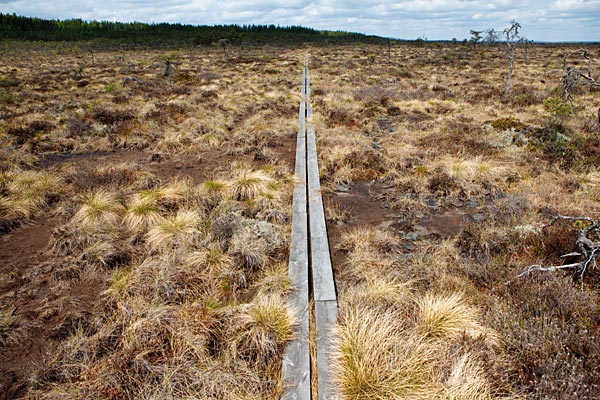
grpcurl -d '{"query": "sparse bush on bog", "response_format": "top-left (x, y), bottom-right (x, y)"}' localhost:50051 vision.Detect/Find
top-left (543, 96), bottom-right (574, 117)
top-left (92, 107), bottom-right (136, 125)
top-left (104, 82), bottom-right (117, 93)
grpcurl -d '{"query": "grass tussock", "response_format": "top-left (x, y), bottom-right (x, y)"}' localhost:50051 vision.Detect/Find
top-left (229, 168), bottom-right (273, 201)
top-left (32, 155), bottom-right (294, 398)
top-left (334, 225), bottom-right (506, 400)
top-left (333, 309), bottom-right (438, 400)
top-left (71, 190), bottom-right (124, 229)
top-left (0, 169), bottom-right (62, 230)
top-left (416, 292), bottom-right (498, 345)
top-left (334, 294), bottom-right (501, 400)
top-left (444, 353), bottom-right (493, 400)
top-left (225, 294), bottom-right (295, 369)
top-left (124, 195), bottom-right (162, 233)
top-left (145, 209), bottom-right (201, 250)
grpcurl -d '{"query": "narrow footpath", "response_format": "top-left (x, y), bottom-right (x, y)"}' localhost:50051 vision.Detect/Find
top-left (281, 58), bottom-right (339, 400)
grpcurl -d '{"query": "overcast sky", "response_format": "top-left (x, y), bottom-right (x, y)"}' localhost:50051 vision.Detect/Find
top-left (2, 0), bottom-right (599, 42)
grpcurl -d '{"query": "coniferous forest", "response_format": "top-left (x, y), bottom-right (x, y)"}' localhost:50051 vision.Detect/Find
top-left (0, 13), bottom-right (388, 47)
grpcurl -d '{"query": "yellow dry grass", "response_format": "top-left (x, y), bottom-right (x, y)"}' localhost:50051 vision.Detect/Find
top-left (333, 308), bottom-right (438, 400)
top-left (416, 292), bottom-right (498, 345)
top-left (72, 190), bottom-right (124, 229)
top-left (145, 209), bottom-right (201, 250)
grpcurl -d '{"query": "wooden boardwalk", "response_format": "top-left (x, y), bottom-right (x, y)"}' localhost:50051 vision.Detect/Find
top-left (281, 59), bottom-right (339, 400)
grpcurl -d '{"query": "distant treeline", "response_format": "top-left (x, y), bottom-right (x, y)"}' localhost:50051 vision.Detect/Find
top-left (0, 13), bottom-right (387, 46)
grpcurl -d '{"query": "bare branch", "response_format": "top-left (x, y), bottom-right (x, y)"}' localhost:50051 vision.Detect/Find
top-left (484, 28), bottom-right (499, 44)
top-left (516, 262), bottom-right (583, 279)
top-left (562, 49), bottom-right (600, 104)
top-left (514, 215), bottom-right (600, 285)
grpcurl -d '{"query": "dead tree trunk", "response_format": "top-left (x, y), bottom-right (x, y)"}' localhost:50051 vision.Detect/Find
top-left (515, 215), bottom-right (600, 287)
top-left (503, 21), bottom-right (521, 95)
top-left (218, 39), bottom-right (229, 60)
top-left (505, 45), bottom-right (514, 95)
top-left (387, 38), bottom-right (391, 63)
top-left (161, 60), bottom-right (173, 77)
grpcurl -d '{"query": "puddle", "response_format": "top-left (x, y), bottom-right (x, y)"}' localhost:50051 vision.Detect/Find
top-left (399, 206), bottom-right (486, 240)
top-left (38, 149), bottom-right (142, 168)
top-left (325, 181), bottom-right (391, 273)
top-left (423, 208), bottom-right (474, 237)
top-left (332, 182), bottom-right (389, 227)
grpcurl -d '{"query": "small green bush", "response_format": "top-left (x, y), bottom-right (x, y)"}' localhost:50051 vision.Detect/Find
top-left (104, 82), bottom-right (117, 94)
top-left (543, 97), bottom-right (573, 117)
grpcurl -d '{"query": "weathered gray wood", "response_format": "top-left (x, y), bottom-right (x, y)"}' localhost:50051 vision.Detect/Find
top-left (281, 66), bottom-right (310, 400)
top-left (283, 59), bottom-right (340, 400)
top-left (314, 300), bottom-right (339, 400)
top-left (307, 124), bottom-right (336, 302)
top-left (305, 65), bottom-right (313, 118)
top-left (305, 63), bottom-right (339, 400)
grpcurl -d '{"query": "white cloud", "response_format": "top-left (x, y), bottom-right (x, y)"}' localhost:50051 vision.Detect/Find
top-left (1, 0), bottom-right (599, 41)
top-left (552, 0), bottom-right (600, 10)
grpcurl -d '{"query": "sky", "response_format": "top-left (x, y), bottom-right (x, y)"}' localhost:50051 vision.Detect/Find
top-left (2, 0), bottom-right (599, 42)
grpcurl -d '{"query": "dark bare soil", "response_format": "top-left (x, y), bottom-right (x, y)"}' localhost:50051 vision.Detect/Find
top-left (0, 217), bottom-right (64, 399)
top-left (325, 182), bottom-right (391, 274)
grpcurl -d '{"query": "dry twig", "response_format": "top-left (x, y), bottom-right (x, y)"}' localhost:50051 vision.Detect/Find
top-left (516, 215), bottom-right (600, 286)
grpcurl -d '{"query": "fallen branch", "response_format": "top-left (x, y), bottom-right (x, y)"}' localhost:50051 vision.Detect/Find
top-left (514, 215), bottom-right (600, 286)
top-left (517, 262), bottom-right (584, 278)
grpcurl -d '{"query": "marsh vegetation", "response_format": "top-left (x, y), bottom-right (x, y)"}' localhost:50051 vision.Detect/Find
top-left (1, 38), bottom-right (600, 399)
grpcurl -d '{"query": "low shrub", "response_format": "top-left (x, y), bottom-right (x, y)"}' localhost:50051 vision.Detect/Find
top-left (543, 97), bottom-right (573, 117)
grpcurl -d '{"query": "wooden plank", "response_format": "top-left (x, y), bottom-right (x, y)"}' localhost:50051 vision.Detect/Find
top-left (307, 122), bottom-right (336, 302)
top-left (281, 66), bottom-right (310, 400)
top-left (305, 63), bottom-right (340, 400)
top-left (314, 300), bottom-right (339, 400)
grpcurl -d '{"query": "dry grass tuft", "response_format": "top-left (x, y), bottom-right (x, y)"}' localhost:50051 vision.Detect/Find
top-left (256, 190), bottom-right (283, 212)
top-left (343, 277), bottom-right (413, 311)
top-left (228, 168), bottom-right (273, 201)
top-left (71, 190), bottom-right (124, 229)
top-left (416, 292), bottom-right (497, 345)
top-left (338, 226), bottom-right (400, 254)
top-left (102, 265), bottom-right (134, 303)
top-left (227, 294), bottom-right (295, 370)
top-left (443, 353), bottom-right (493, 400)
top-left (0, 169), bottom-right (62, 229)
top-left (253, 262), bottom-right (292, 296)
top-left (187, 245), bottom-right (233, 273)
top-left (333, 308), bottom-right (437, 400)
top-left (124, 195), bottom-right (161, 233)
top-left (145, 209), bottom-right (201, 250)
top-left (200, 179), bottom-right (229, 207)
